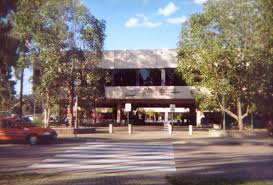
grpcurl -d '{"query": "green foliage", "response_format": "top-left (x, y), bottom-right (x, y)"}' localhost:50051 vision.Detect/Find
top-left (50, 104), bottom-right (60, 115)
top-left (177, 0), bottom-right (273, 127)
top-left (32, 117), bottom-right (43, 127)
top-left (144, 109), bottom-right (155, 117)
top-left (12, 0), bottom-right (106, 124)
top-left (0, 0), bottom-right (18, 110)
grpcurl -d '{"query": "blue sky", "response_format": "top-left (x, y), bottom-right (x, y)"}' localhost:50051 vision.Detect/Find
top-left (83, 0), bottom-right (205, 49)
top-left (18, 0), bottom-right (206, 95)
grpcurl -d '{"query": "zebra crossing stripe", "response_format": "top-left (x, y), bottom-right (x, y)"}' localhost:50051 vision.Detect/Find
top-left (43, 158), bottom-right (176, 165)
top-left (29, 142), bottom-right (176, 173)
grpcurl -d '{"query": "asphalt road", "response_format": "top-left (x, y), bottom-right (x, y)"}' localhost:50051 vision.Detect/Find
top-left (0, 127), bottom-right (272, 185)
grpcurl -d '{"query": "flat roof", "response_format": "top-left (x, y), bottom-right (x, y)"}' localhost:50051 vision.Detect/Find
top-left (100, 49), bottom-right (177, 69)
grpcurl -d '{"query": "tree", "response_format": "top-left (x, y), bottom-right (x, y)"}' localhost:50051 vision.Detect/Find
top-left (0, 0), bottom-right (18, 110)
top-left (253, 0), bottom-right (273, 121)
top-left (13, 0), bottom-right (106, 127)
top-left (177, 0), bottom-right (273, 131)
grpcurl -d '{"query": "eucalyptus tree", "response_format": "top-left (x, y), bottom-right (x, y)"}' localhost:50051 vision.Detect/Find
top-left (13, 0), bottom-right (106, 127)
top-left (0, 0), bottom-right (18, 110)
top-left (177, 0), bottom-right (273, 131)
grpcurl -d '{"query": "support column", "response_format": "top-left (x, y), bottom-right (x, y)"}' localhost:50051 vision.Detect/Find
top-left (111, 70), bottom-right (115, 86)
top-left (117, 103), bottom-right (121, 124)
top-left (164, 109), bottom-right (169, 130)
top-left (161, 69), bottom-right (166, 86)
top-left (164, 110), bottom-right (168, 123)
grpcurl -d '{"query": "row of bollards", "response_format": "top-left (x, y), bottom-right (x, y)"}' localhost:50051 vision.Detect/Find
top-left (168, 124), bottom-right (192, 135)
top-left (109, 124), bottom-right (133, 134)
top-left (109, 123), bottom-right (193, 135)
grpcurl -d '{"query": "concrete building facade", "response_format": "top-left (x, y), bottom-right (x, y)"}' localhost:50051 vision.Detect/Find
top-left (98, 49), bottom-right (197, 125)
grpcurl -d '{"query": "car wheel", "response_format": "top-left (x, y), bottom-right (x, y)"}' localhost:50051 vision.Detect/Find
top-left (28, 135), bottom-right (38, 145)
top-left (51, 133), bottom-right (57, 143)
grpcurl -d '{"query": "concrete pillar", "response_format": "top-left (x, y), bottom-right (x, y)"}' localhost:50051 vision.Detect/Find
top-left (164, 110), bottom-right (169, 130)
top-left (161, 69), bottom-right (166, 86)
top-left (164, 110), bottom-right (168, 122)
top-left (168, 124), bottom-right (172, 135)
top-left (117, 103), bottom-right (121, 124)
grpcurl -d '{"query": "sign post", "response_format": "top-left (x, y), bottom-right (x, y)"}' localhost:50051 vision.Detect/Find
top-left (125, 103), bottom-right (132, 134)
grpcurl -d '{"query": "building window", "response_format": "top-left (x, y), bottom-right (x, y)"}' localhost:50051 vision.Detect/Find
top-left (138, 69), bottom-right (161, 86)
top-left (165, 68), bottom-right (187, 86)
top-left (113, 69), bottom-right (136, 86)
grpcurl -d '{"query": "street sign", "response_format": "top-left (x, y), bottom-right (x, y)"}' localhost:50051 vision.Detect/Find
top-left (170, 104), bottom-right (175, 112)
top-left (125, 103), bottom-right (131, 112)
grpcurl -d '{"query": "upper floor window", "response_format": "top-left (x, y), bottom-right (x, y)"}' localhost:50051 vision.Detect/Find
top-left (139, 69), bottom-right (161, 86)
top-left (165, 68), bottom-right (187, 86)
top-left (113, 69), bottom-right (136, 86)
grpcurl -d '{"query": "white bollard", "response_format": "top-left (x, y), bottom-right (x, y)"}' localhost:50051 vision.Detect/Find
top-left (189, 125), bottom-right (193, 135)
top-left (128, 124), bottom-right (132, 134)
top-left (168, 124), bottom-right (172, 135)
top-left (109, 124), bottom-right (113, 134)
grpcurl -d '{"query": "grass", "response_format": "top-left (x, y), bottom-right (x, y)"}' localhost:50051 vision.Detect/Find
top-left (0, 172), bottom-right (58, 185)
top-left (167, 175), bottom-right (273, 185)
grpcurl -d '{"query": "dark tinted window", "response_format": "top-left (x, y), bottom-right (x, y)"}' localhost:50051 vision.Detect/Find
top-left (113, 69), bottom-right (136, 86)
top-left (139, 69), bottom-right (161, 86)
top-left (165, 68), bottom-right (187, 86)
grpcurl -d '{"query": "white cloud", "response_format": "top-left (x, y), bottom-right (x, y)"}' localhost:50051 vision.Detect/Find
top-left (125, 17), bottom-right (139, 28)
top-left (125, 14), bottom-right (162, 28)
top-left (166, 16), bottom-right (187, 24)
top-left (194, 0), bottom-right (208, 5)
top-left (158, 2), bottom-right (178, 17)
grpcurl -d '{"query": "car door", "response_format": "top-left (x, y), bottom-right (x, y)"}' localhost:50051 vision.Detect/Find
top-left (0, 119), bottom-right (9, 141)
top-left (6, 120), bottom-right (27, 141)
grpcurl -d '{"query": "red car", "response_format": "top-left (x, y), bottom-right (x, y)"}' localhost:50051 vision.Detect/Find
top-left (0, 117), bottom-right (57, 145)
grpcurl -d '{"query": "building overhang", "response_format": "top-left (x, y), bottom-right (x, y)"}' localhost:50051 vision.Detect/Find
top-left (105, 86), bottom-right (194, 100)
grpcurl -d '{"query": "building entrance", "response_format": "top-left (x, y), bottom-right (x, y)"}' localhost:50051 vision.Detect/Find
top-left (94, 100), bottom-right (197, 128)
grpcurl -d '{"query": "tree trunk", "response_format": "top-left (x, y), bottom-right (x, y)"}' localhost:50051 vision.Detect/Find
top-left (43, 91), bottom-right (51, 128)
top-left (44, 107), bottom-right (50, 128)
top-left (220, 98), bottom-right (248, 131)
top-left (19, 68), bottom-right (24, 117)
top-left (44, 108), bottom-right (47, 127)
top-left (68, 89), bottom-right (74, 127)
top-left (58, 103), bottom-right (62, 123)
top-left (237, 100), bottom-right (244, 131)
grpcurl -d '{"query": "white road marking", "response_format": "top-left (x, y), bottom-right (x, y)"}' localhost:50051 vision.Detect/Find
top-left (29, 141), bottom-right (176, 173)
